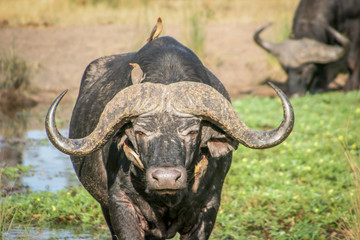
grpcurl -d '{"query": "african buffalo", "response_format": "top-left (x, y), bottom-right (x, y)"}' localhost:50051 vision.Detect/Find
top-left (254, 0), bottom-right (360, 96)
top-left (45, 36), bottom-right (294, 239)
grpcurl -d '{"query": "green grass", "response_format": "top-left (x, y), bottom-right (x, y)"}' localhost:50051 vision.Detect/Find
top-left (214, 91), bottom-right (360, 239)
top-left (1, 90), bottom-right (359, 239)
top-left (342, 145), bottom-right (360, 239)
top-left (1, 186), bottom-right (108, 238)
top-left (0, 165), bottom-right (103, 227)
top-left (6, 188), bottom-right (104, 226)
top-left (0, 165), bottom-right (32, 239)
top-left (0, 165), bottom-right (106, 238)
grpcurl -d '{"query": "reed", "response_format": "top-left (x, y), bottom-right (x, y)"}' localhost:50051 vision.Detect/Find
top-left (0, 48), bottom-right (31, 91)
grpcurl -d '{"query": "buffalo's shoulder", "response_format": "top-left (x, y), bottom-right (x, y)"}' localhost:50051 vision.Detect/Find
top-left (78, 53), bottom-right (135, 96)
top-left (70, 53), bottom-right (135, 138)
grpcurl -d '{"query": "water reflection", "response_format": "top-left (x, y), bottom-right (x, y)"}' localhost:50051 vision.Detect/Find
top-left (4, 225), bottom-right (108, 240)
top-left (0, 112), bottom-right (27, 167)
top-left (22, 129), bottom-right (79, 192)
top-left (1, 111), bottom-right (28, 192)
top-left (0, 105), bottom-right (109, 239)
top-left (0, 110), bottom-right (78, 193)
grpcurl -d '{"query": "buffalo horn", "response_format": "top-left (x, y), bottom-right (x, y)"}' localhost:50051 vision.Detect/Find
top-left (45, 84), bottom-right (162, 156)
top-left (254, 23), bottom-right (350, 68)
top-left (46, 81), bottom-right (294, 156)
top-left (169, 82), bottom-right (294, 149)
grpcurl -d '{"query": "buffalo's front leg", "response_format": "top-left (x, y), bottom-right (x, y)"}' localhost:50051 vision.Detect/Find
top-left (109, 185), bottom-right (148, 240)
top-left (180, 194), bottom-right (221, 240)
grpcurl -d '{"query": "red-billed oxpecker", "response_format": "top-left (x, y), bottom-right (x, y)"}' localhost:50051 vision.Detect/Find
top-left (147, 17), bottom-right (163, 43)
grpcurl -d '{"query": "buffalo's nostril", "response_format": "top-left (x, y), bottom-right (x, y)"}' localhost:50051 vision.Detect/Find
top-left (175, 174), bottom-right (181, 182)
top-left (152, 174), bottom-right (159, 182)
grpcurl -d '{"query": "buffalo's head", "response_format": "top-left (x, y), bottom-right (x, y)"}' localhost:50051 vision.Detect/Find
top-left (254, 23), bottom-right (350, 96)
top-left (45, 82), bottom-right (294, 206)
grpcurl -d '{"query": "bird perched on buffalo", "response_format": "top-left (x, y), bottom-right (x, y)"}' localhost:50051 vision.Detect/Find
top-left (129, 63), bottom-right (146, 84)
top-left (192, 155), bottom-right (208, 193)
top-left (147, 17), bottom-right (162, 42)
top-left (123, 142), bottom-right (144, 170)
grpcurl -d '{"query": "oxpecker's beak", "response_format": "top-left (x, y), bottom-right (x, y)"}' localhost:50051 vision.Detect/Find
top-left (123, 142), bottom-right (144, 170)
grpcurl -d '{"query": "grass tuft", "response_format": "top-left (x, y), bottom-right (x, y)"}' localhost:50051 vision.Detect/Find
top-left (0, 165), bottom-right (27, 239)
top-left (184, 12), bottom-right (207, 58)
top-left (0, 48), bottom-right (31, 91)
top-left (0, 48), bottom-right (37, 112)
top-left (341, 142), bottom-right (360, 239)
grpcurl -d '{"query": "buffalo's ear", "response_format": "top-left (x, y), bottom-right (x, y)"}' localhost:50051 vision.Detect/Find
top-left (124, 126), bottom-right (138, 150)
top-left (201, 123), bottom-right (239, 158)
top-left (114, 123), bottom-right (138, 151)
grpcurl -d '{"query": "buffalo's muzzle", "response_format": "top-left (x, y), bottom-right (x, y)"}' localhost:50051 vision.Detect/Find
top-left (146, 166), bottom-right (187, 193)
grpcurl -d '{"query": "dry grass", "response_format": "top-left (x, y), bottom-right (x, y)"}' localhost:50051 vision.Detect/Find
top-left (0, 0), bottom-right (298, 27)
top-left (0, 47), bottom-right (38, 112)
top-left (0, 48), bottom-right (31, 91)
top-left (0, 0), bottom-right (298, 79)
top-left (342, 145), bottom-right (360, 239)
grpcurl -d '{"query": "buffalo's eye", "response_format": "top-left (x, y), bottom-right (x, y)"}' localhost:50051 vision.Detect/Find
top-left (187, 130), bottom-right (199, 136)
top-left (135, 131), bottom-right (146, 136)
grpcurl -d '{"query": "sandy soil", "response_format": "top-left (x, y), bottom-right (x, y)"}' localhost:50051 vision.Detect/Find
top-left (0, 22), bottom-right (286, 106)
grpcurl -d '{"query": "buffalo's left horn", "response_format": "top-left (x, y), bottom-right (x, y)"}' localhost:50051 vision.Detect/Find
top-left (170, 82), bottom-right (294, 149)
top-left (254, 24), bottom-right (350, 68)
top-left (45, 84), bottom-right (162, 156)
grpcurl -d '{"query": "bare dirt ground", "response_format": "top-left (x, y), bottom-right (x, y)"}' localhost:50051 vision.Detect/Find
top-left (0, 22), bottom-right (286, 108)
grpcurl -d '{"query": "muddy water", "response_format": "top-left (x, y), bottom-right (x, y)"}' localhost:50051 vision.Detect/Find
top-left (0, 103), bottom-right (109, 239)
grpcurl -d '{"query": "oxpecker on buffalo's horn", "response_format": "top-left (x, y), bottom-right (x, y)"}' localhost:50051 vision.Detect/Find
top-left (129, 63), bottom-right (146, 84)
top-left (147, 17), bottom-right (163, 42)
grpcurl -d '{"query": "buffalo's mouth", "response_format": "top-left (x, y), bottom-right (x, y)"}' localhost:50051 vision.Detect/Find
top-left (151, 188), bottom-right (187, 207)
top-left (154, 189), bottom-right (185, 195)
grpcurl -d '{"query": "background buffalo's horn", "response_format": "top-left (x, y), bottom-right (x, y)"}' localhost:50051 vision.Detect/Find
top-left (253, 23), bottom-right (278, 54)
top-left (45, 84), bottom-right (162, 156)
top-left (254, 24), bottom-right (350, 68)
top-left (253, 23), bottom-right (295, 67)
top-left (323, 26), bottom-right (350, 60)
top-left (170, 82), bottom-right (294, 149)
top-left (290, 26), bottom-right (350, 65)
